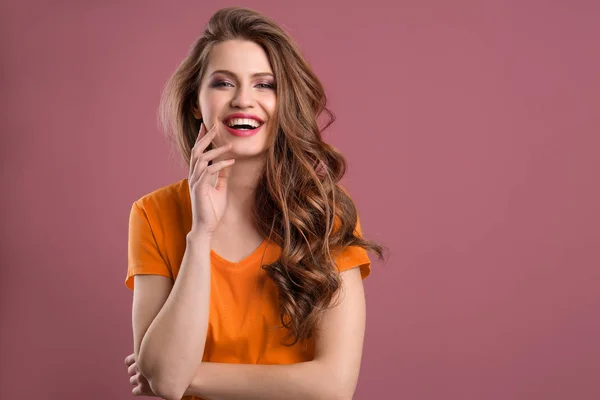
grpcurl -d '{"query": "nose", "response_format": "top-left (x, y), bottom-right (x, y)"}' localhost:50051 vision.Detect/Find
top-left (230, 85), bottom-right (254, 109)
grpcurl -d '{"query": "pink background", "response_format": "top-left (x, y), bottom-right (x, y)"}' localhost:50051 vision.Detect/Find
top-left (2, 1), bottom-right (599, 399)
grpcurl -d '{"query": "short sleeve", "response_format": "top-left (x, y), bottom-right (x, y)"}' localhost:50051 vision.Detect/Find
top-left (125, 201), bottom-right (173, 290)
top-left (335, 215), bottom-right (372, 280)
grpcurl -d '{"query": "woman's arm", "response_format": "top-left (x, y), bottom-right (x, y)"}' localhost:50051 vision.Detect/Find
top-left (184, 267), bottom-right (366, 400)
top-left (136, 231), bottom-right (213, 400)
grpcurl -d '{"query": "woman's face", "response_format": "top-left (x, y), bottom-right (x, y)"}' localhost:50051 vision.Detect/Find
top-left (193, 39), bottom-right (277, 160)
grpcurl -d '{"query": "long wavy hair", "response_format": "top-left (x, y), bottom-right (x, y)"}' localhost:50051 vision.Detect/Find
top-left (158, 6), bottom-right (388, 346)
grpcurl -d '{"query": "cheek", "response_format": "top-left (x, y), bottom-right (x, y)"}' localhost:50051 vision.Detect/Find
top-left (264, 97), bottom-right (277, 132)
top-left (199, 93), bottom-right (228, 120)
top-left (264, 96), bottom-right (277, 115)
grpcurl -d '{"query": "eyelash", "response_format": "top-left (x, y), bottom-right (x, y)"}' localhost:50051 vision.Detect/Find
top-left (212, 81), bottom-right (275, 89)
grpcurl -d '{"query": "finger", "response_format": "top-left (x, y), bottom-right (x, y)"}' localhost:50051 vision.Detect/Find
top-left (189, 143), bottom-right (233, 183)
top-left (198, 159), bottom-right (235, 187)
top-left (138, 377), bottom-right (152, 395)
top-left (128, 362), bottom-right (138, 376)
top-left (133, 383), bottom-right (151, 397)
top-left (190, 122), bottom-right (207, 176)
top-left (192, 121), bottom-right (218, 152)
top-left (196, 121), bottom-right (206, 143)
top-left (214, 157), bottom-right (234, 191)
top-left (190, 142), bottom-right (231, 177)
top-left (189, 124), bottom-right (220, 177)
top-left (130, 373), bottom-right (139, 385)
top-left (138, 373), bottom-right (150, 384)
top-left (124, 354), bottom-right (134, 366)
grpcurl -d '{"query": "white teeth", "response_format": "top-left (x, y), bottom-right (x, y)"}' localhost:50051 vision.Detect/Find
top-left (226, 118), bottom-right (261, 128)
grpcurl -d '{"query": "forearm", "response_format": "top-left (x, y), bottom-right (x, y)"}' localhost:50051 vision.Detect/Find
top-left (185, 361), bottom-right (350, 400)
top-left (138, 231), bottom-right (212, 399)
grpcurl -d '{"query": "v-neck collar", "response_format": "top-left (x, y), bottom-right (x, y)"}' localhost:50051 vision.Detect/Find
top-left (181, 178), bottom-right (271, 269)
top-left (210, 238), bottom-right (269, 269)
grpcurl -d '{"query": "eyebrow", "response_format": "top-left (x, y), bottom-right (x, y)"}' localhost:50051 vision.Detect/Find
top-left (209, 69), bottom-right (274, 79)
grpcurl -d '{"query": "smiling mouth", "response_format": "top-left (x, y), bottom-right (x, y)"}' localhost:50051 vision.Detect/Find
top-left (223, 118), bottom-right (264, 130)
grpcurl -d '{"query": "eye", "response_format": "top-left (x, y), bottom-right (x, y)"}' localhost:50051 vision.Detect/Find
top-left (256, 83), bottom-right (275, 89)
top-left (212, 81), bottom-right (233, 88)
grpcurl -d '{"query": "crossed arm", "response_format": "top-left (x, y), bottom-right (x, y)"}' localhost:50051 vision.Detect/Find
top-left (130, 249), bottom-right (366, 400)
top-left (182, 266), bottom-right (366, 400)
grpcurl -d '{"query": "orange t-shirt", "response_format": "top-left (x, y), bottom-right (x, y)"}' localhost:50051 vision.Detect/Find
top-left (125, 179), bottom-right (371, 399)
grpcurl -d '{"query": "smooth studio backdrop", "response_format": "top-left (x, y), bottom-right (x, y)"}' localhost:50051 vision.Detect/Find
top-left (1, 1), bottom-right (599, 399)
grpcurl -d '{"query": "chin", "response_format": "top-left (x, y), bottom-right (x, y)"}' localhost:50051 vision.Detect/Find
top-left (229, 144), bottom-right (269, 159)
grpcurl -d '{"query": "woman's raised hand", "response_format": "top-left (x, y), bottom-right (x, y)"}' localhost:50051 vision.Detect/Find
top-left (188, 122), bottom-right (235, 235)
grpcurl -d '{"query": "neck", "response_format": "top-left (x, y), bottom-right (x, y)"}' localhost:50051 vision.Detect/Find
top-left (219, 155), bottom-right (265, 226)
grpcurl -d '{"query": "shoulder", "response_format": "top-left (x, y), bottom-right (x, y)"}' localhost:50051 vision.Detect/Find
top-left (130, 178), bottom-right (191, 235)
top-left (133, 178), bottom-right (189, 214)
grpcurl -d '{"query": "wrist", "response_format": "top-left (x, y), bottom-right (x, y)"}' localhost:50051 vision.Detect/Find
top-left (187, 229), bottom-right (213, 242)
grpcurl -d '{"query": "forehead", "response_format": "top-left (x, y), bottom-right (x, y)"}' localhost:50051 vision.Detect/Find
top-left (206, 39), bottom-right (273, 76)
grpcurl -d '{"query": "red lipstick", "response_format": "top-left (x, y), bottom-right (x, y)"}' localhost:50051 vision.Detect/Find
top-left (222, 113), bottom-right (265, 137)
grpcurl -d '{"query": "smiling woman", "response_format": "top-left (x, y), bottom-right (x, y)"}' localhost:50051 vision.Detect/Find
top-left (190, 40), bottom-right (277, 157)
top-left (125, 6), bottom-right (387, 400)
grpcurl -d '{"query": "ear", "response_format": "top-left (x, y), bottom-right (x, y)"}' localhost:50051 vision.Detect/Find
top-left (191, 97), bottom-right (202, 119)
top-left (192, 106), bottom-right (202, 120)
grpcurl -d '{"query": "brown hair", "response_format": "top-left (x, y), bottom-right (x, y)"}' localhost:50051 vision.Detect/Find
top-left (157, 6), bottom-right (388, 345)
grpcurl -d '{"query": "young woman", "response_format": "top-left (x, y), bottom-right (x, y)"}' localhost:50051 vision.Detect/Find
top-left (124, 7), bottom-right (386, 400)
